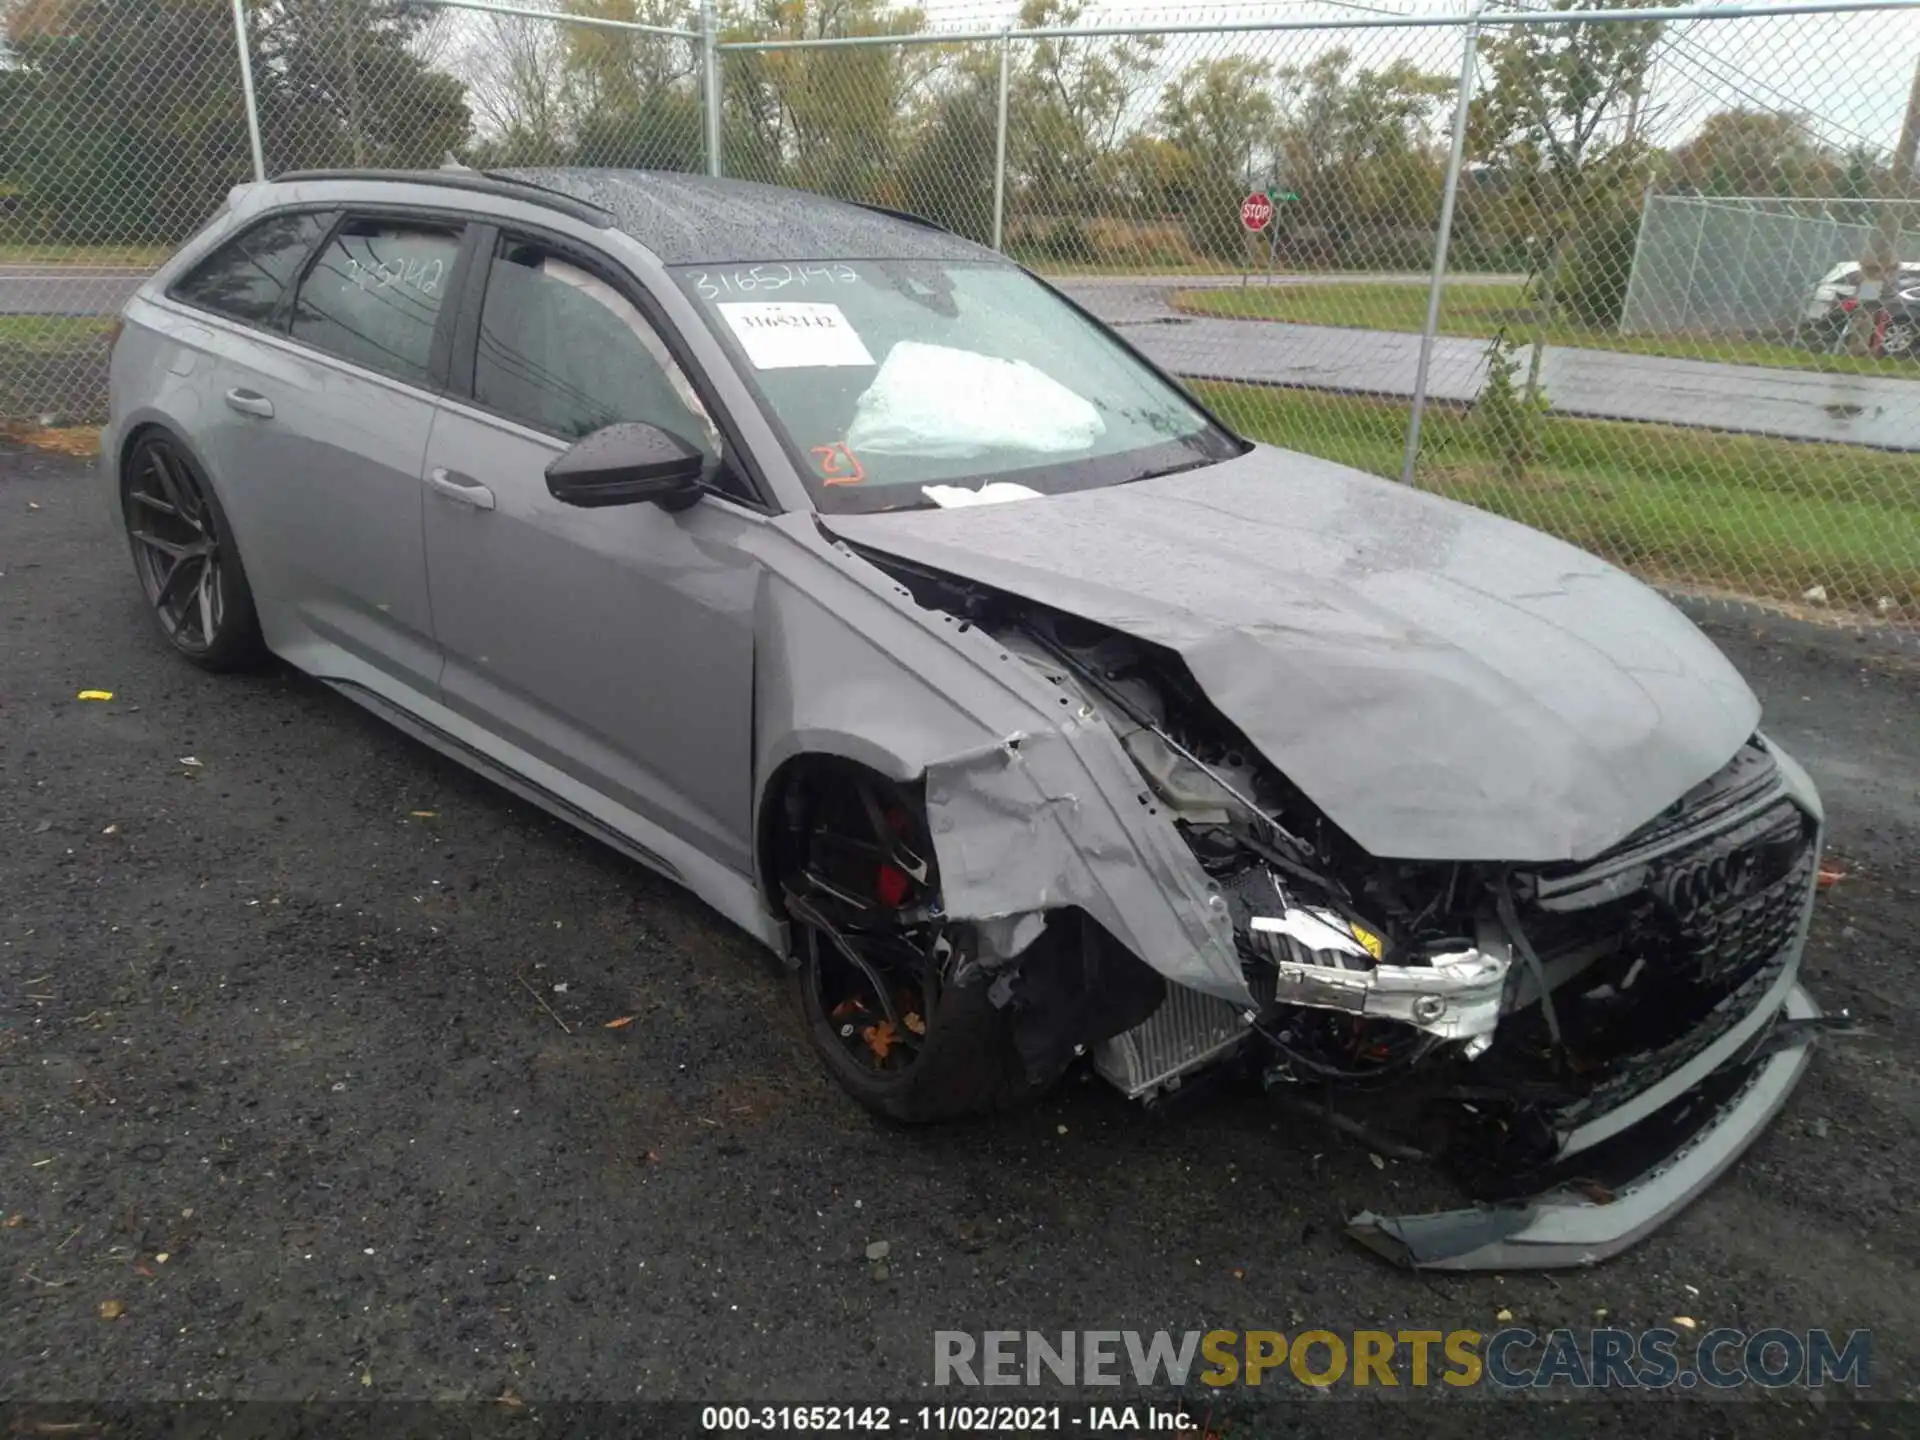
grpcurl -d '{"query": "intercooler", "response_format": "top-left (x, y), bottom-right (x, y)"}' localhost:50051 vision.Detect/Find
top-left (1091, 981), bottom-right (1250, 1099)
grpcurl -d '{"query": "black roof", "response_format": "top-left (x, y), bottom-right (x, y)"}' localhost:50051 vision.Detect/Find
top-left (277, 167), bottom-right (993, 266)
top-left (493, 169), bottom-right (992, 265)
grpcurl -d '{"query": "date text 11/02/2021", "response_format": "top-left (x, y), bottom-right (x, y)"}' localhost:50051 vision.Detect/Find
top-left (700, 1407), bottom-right (1192, 1432)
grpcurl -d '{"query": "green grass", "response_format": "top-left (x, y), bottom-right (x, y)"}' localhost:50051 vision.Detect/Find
top-left (0, 315), bottom-right (112, 354)
top-left (1191, 380), bottom-right (1920, 617)
top-left (0, 243), bottom-right (166, 267)
top-left (1173, 282), bottom-right (1917, 379)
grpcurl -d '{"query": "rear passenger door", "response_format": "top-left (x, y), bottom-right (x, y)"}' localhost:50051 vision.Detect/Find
top-left (186, 211), bottom-right (466, 694)
top-left (420, 228), bottom-right (762, 874)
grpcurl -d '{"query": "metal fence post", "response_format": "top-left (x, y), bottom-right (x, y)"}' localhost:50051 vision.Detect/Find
top-left (1400, 7), bottom-right (1480, 488)
top-left (1618, 181), bottom-right (1654, 333)
top-left (993, 32), bottom-right (1012, 253)
top-left (229, 0), bottom-right (266, 182)
top-left (701, 0), bottom-right (723, 178)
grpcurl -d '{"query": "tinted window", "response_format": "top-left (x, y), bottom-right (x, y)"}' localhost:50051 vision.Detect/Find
top-left (475, 238), bottom-right (715, 450)
top-left (291, 219), bottom-right (460, 386)
top-left (172, 211), bottom-right (335, 327)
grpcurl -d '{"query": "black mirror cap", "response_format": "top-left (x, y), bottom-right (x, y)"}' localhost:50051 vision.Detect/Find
top-left (545, 422), bottom-right (706, 510)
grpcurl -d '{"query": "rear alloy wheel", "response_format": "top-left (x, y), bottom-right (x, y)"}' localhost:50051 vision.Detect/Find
top-left (777, 761), bottom-right (1054, 1123)
top-left (1884, 320), bottom-right (1919, 357)
top-left (121, 434), bottom-right (264, 671)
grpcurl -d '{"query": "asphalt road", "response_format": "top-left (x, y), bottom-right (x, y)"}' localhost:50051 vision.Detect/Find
top-left (2, 443), bottom-right (1918, 1424)
top-left (1059, 280), bottom-right (1920, 452)
top-left (0, 268), bottom-right (146, 318)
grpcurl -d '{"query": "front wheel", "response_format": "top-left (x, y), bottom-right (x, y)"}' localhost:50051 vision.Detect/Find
top-left (120, 433), bottom-right (265, 671)
top-left (774, 760), bottom-right (1058, 1123)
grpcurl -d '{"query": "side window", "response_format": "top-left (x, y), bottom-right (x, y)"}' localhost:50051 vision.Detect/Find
top-left (170, 211), bottom-right (336, 329)
top-left (474, 237), bottom-right (718, 454)
top-left (290, 218), bottom-right (461, 386)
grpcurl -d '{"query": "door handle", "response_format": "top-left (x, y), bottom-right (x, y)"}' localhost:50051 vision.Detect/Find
top-left (224, 387), bottom-right (274, 419)
top-left (427, 466), bottom-right (495, 511)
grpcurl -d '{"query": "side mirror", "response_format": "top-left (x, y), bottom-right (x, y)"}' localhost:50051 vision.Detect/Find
top-left (545, 422), bottom-right (706, 510)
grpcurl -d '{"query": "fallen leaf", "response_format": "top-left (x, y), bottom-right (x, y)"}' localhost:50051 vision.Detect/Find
top-left (76, 690), bottom-right (113, 702)
top-left (1818, 864), bottom-right (1848, 891)
top-left (98, 1299), bottom-right (125, 1320)
top-left (497, 1390), bottom-right (525, 1408)
top-left (101, 823), bottom-right (118, 835)
top-left (6, 423), bottom-right (102, 457)
top-left (154, 1252), bottom-right (169, 1264)
top-left (1672, 1315), bottom-right (1698, 1331)
top-left (360, 1372), bottom-right (372, 1387)
top-left (1231, 1268), bottom-right (1245, 1280)
top-left (135, 1265), bottom-right (154, 1278)
top-left (603, 1015), bottom-right (637, 1030)
top-left (903, 1011), bottom-right (926, 1036)
top-left (862, 1020), bottom-right (899, 1061)
top-left (3, 1214), bottom-right (23, 1229)
top-left (1495, 1307), bottom-right (1513, 1322)
top-left (409, 810), bottom-right (436, 819)
top-left (177, 756), bottom-right (202, 768)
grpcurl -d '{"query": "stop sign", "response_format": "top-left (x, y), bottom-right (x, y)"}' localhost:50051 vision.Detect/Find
top-left (1240, 192), bottom-right (1273, 232)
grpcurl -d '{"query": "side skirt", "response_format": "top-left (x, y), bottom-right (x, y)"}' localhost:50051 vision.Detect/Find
top-left (321, 675), bottom-right (785, 956)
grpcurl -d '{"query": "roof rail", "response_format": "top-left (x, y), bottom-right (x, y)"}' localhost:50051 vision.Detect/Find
top-left (847, 201), bottom-right (957, 237)
top-left (269, 169), bottom-right (614, 228)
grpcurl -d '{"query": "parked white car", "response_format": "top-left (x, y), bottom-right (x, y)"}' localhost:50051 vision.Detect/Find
top-left (1804, 259), bottom-right (1920, 321)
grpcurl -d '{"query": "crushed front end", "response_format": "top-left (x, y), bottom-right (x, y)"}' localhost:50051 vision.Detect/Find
top-left (995, 606), bottom-right (1826, 1270)
top-left (865, 553), bottom-right (1825, 1271)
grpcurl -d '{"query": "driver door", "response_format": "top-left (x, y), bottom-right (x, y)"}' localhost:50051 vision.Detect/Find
top-left (420, 229), bottom-right (762, 874)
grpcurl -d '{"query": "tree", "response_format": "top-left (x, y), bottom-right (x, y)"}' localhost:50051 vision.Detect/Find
top-left (720, 0), bottom-right (931, 201)
top-left (1012, 0), bottom-right (1158, 218)
top-left (560, 0), bottom-right (703, 171)
top-left (895, 48), bottom-right (1000, 244)
top-left (460, 12), bottom-right (582, 166)
top-left (1268, 48), bottom-right (1454, 267)
top-left (1157, 56), bottom-right (1275, 257)
top-left (1470, 0), bottom-right (1663, 399)
top-left (1672, 108), bottom-right (1839, 197)
top-left (252, 0), bottom-right (472, 171)
top-left (2, 0), bottom-right (255, 244)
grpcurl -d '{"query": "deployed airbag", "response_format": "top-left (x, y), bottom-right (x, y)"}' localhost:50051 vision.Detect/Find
top-left (845, 342), bottom-right (1105, 458)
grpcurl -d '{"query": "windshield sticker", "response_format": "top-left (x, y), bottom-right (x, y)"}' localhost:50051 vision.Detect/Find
top-left (694, 265), bottom-right (858, 299)
top-left (811, 442), bottom-right (867, 486)
top-left (719, 302), bottom-right (875, 370)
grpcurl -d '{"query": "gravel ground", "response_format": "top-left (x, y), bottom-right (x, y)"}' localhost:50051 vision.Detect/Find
top-left (2, 441), bottom-right (1916, 1426)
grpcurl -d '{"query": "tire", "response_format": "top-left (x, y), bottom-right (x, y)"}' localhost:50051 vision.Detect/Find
top-left (120, 432), bottom-right (266, 672)
top-left (793, 955), bottom-right (1048, 1123)
top-left (1884, 320), bottom-right (1919, 358)
top-left (774, 760), bottom-right (1057, 1124)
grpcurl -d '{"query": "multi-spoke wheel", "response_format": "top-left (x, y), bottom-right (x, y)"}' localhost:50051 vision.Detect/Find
top-left (774, 759), bottom-right (1058, 1123)
top-left (120, 433), bottom-right (264, 670)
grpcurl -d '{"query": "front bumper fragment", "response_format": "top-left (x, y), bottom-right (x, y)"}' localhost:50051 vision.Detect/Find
top-left (1348, 982), bottom-right (1820, 1270)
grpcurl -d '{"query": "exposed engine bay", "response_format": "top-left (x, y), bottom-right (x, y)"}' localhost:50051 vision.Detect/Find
top-left (870, 549), bottom-right (1828, 1269)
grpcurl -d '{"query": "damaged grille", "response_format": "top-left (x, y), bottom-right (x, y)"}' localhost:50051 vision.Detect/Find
top-left (1653, 801), bottom-right (1814, 993)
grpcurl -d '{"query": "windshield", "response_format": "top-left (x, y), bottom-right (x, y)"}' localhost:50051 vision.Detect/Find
top-left (673, 260), bottom-right (1242, 513)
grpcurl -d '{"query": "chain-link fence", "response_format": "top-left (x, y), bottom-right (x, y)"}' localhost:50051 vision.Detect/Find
top-left (2, 0), bottom-right (1916, 632)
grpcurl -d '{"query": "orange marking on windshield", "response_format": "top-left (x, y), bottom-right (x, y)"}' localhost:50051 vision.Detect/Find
top-left (812, 442), bottom-right (866, 485)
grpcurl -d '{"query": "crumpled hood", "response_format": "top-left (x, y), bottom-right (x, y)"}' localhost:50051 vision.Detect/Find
top-left (825, 445), bottom-right (1760, 863)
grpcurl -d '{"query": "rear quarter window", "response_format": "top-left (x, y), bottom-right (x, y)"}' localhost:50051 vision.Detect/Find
top-left (170, 211), bottom-right (336, 329)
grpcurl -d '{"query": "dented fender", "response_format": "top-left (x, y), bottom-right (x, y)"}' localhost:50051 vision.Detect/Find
top-left (743, 516), bottom-right (1250, 1003)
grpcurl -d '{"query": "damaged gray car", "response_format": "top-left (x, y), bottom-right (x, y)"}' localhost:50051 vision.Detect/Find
top-left (106, 168), bottom-right (1825, 1272)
